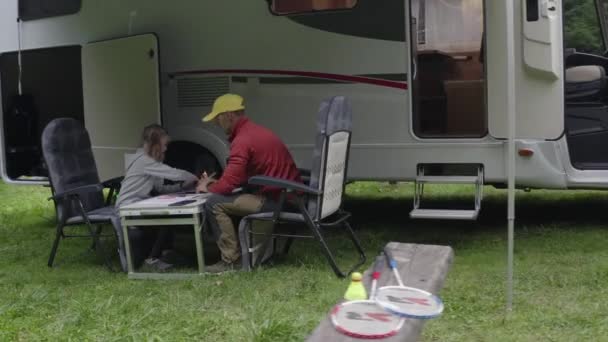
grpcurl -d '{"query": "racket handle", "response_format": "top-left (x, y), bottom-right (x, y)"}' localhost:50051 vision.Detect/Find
top-left (384, 247), bottom-right (405, 286)
top-left (372, 256), bottom-right (383, 280)
top-left (370, 256), bottom-right (384, 299)
top-left (383, 247), bottom-right (397, 269)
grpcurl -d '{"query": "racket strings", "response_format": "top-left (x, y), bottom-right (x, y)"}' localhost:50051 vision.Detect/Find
top-left (377, 246), bottom-right (445, 319)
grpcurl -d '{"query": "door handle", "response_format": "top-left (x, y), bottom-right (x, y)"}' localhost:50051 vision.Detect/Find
top-left (541, 0), bottom-right (557, 18)
top-left (412, 59), bottom-right (417, 80)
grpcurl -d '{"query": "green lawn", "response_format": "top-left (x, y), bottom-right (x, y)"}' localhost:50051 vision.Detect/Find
top-left (1, 181), bottom-right (608, 341)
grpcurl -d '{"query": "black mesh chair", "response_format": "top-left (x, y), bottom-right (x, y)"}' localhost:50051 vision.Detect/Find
top-left (41, 118), bottom-right (122, 269)
top-left (238, 96), bottom-right (366, 277)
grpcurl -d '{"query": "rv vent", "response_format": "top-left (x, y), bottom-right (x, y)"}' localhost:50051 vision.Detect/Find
top-left (177, 77), bottom-right (230, 108)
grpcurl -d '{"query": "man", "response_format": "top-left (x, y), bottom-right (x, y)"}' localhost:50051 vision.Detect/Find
top-left (197, 94), bottom-right (301, 273)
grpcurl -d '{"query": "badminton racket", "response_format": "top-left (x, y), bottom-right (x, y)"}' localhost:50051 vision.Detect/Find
top-left (331, 256), bottom-right (405, 339)
top-left (375, 247), bottom-right (444, 319)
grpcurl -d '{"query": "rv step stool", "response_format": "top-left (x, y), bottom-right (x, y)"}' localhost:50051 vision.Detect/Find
top-left (410, 164), bottom-right (484, 220)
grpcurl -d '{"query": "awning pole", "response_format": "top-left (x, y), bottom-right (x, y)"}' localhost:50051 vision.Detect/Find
top-left (504, 0), bottom-right (516, 312)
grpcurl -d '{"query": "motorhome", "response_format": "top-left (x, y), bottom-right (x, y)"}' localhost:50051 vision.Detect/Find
top-left (1, 0), bottom-right (607, 220)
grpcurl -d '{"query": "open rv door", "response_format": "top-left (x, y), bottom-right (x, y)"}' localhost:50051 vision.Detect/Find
top-left (487, 0), bottom-right (564, 140)
top-left (562, 0), bottom-right (608, 169)
top-left (0, 45), bottom-right (83, 183)
top-left (0, 33), bottom-right (161, 184)
top-left (81, 34), bottom-right (161, 181)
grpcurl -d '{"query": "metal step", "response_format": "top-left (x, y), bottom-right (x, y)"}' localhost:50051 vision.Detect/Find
top-left (410, 209), bottom-right (479, 220)
top-left (415, 175), bottom-right (479, 184)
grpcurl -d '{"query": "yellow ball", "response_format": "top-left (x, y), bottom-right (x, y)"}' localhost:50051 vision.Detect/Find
top-left (351, 272), bottom-right (362, 281)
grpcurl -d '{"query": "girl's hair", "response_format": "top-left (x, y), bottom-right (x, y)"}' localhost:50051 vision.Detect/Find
top-left (142, 124), bottom-right (168, 161)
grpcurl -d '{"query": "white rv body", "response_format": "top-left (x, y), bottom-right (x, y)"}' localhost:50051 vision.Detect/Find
top-left (0, 0), bottom-right (607, 194)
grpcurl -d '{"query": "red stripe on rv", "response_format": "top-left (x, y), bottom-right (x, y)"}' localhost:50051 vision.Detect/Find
top-left (170, 69), bottom-right (408, 90)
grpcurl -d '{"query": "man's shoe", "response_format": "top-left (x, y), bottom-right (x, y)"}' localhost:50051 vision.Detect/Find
top-left (205, 260), bottom-right (239, 274)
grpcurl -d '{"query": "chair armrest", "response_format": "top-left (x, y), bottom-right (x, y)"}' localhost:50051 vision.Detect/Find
top-left (298, 168), bottom-right (311, 177)
top-left (102, 176), bottom-right (123, 189)
top-left (297, 168), bottom-right (311, 184)
top-left (102, 176), bottom-right (124, 206)
top-left (248, 176), bottom-right (321, 195)
top-left (48, 184), bottom-right (104, 201)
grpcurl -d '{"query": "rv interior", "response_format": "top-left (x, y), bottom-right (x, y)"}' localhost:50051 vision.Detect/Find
top-left (1, 46), bottom-right (84, 180)
top-left (411, 0), bottom-right (486, 138)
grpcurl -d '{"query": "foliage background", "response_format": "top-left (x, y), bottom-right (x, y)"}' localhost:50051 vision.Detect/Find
top-left (564, 0), bottom-right (605, 53)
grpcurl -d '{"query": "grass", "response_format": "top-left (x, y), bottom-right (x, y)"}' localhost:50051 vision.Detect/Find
top-left (1, 181), bottom-right (608, 341)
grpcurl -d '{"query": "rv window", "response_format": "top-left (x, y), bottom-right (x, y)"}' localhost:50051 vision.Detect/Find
top-left (526, 0), bottom-right (539, 22)
top-left (563, 0), bottom-right (604, 54)
top-left (271, 0), bottom-right (357, 15)
top-left (19, 0), bottom-right (81, 21)
top-left (412, 0), bottom-right (483, 54)
top-left (283, 0), bottom-right (404, 41)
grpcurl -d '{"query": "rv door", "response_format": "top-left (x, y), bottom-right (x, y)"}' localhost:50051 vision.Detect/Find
top-left (487, 0), bottom-right (564, 140)
top-left (0, 45), bottom-right (83, 184)
top-left (82, 34), bottom-right (161, 181)
top-left (0, 34), bottom-right (161, 184)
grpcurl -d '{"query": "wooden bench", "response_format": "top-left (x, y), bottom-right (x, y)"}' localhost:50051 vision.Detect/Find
top-left (306, 242), bottom-right (454, 342)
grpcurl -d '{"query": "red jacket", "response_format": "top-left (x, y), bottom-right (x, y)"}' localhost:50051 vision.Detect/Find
top-left (208, 117), bottom-right (301, 197)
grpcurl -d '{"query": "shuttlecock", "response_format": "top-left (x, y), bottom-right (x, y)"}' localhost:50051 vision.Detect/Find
top-left (344, 272), bottom-right (367, 301)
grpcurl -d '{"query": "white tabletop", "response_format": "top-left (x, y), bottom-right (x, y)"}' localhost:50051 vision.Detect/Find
top-left (119, 193), bottom-right (211, 217)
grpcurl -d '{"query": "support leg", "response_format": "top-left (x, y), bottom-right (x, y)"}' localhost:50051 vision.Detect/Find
top-left (89, 225), bottom-right (103, 251)
top-left (86, 222), bottom-right (113, 271)
top-left (297, 200), bottom-right (366, 278)
top-left (193, 213), bottom-right (205, 274)
top-left (48, 224), bottom-right (63, 267)
top-left (122, 218), bottom-right (135, 275)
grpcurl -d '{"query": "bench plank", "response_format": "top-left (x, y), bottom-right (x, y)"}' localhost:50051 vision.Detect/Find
top-left (306, 242), bottom-right (454, 342)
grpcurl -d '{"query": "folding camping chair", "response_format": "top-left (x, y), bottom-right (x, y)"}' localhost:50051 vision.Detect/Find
top-left (41, 118), bottom-right (123, 269)
top-left (238, 96), bottom-right (366, 278)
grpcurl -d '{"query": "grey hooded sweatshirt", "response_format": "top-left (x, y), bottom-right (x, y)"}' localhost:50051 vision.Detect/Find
top-left (116, 149), bottom-right (199, 208)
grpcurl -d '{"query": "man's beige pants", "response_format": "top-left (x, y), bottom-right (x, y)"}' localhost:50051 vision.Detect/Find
top-left (204, 193), bottom-right (269, 263)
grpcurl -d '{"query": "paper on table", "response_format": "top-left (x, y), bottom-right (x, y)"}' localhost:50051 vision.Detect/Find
top-left (122, 193), bottom-right (210, 209)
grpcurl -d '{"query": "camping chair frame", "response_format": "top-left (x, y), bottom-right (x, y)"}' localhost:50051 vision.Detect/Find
top-left (47, 177), bottom-right (123, 269)
top-left (245, 176), bottom-right (366, 278)
top-left (42, 117), bottom-right (123, 270)
top-left (239, 97), bottom-right (366, 277)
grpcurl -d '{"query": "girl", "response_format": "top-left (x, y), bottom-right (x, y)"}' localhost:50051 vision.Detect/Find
top-left (116, 124), bottom-right (199, 271)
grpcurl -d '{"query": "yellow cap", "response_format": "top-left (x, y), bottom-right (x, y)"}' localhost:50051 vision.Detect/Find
top-left (202, 94), bottom-right (245, 122)
top-left (351, 272), bottom-right (362, 281)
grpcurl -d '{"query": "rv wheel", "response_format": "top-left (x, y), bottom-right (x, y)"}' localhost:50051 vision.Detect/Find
top-left (192, 150), bottom-right (222, 178)
top-left (165, 141), bottom-right (222, 178)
